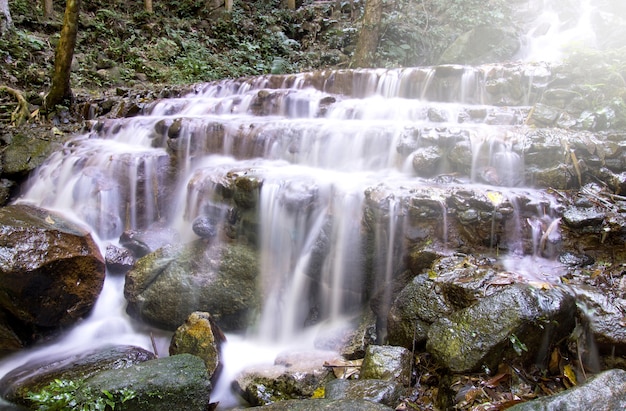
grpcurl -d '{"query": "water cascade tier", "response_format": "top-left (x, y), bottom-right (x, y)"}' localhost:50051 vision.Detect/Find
top-left (3, 61), bottom-right (626, 408)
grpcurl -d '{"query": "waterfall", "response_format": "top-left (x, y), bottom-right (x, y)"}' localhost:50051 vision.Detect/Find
top-left (0, 1), bottom-right (608, 406)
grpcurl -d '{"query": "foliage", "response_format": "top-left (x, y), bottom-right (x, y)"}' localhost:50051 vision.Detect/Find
top-left (26, 378), bottom-right (137, 411)
top-left (0, 0), bottom-right (518, 92)
top-left (376, 0), bottom-right (514, 67)
top-left (560, 47), bottom-right (626, 129)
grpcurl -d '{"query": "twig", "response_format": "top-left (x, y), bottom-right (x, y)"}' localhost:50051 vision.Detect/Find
top-left (150, 332), bottom-right (159, 358)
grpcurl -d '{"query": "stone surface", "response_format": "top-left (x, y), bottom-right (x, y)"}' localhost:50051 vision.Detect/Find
top-left (124, 239), bottom-right (259, 331)
top-left (83, 354), bottom-right (211, 411)
top-left (324, 379), bottom-right (405, 407)
top-left (387, 274), bottom-right (455, 350)
top-left (233, 350), bottom-right (337, 406)
top-left (359, 345), bottom-right (412, 387)
top-left (0, 345), bottom-right (156, 404)
top-left (231, 398), bottom-right (394, 411)
top-left (169, 311), bottom-right (225, 380)
top-left (507, 369), bottom-right (626, 411)
top-left (426, 284), bottom-right (576, 373)
top-left (105, 243), bottom-right (136, 275)
top-left (0, 204), bottom-right (105, 354)
top-left (572, 285), bottom-right (626, 355)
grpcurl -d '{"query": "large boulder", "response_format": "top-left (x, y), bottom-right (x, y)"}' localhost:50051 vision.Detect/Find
top-left (0, 204), bottom-right (105, 355)
top-left (0, 345), bottom-right (156, 405)
top-left (387, 274), bottom-right (455, 350)
top-left (426, 284), bottom-right (575, 373)
top-left (82, 354), bottom-right (211, 411)
top-left (124, 239), bottom-right (260, 331)
top-left (233, 350), bottom-right (337, 406)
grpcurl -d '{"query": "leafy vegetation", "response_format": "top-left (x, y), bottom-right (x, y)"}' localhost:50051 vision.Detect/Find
top-left (26, 378), bottom-right (136, 411)
top-left (376, 0), bottom-right (514, 66)
top-left (0, 0), bottom-right (520, 95)
top-left (560, 47), bottom-right (626, 129)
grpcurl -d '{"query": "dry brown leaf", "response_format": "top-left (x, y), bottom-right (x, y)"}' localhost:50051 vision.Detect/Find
top-left (323, 358), bottom-right (363, 379)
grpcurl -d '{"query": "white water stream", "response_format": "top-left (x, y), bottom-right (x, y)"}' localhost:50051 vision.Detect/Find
top-left (0, 0), bottom-right (609, 408)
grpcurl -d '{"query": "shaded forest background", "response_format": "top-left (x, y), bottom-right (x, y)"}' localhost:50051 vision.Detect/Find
top-left (0, 0), bottom-right (515, 98)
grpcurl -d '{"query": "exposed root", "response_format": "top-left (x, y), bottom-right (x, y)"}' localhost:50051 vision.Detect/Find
top-left (0, 85), bottom-right (31, 126)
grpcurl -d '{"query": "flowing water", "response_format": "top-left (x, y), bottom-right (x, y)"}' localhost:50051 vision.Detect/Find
top-left (0, 0), bottom-right (614, 407)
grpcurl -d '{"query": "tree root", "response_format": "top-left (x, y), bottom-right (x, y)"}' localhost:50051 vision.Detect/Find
top-left (0, 85), bottom-right (31, 126)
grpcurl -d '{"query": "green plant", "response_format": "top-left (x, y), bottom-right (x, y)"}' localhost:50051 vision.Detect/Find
top-left (510, 334), bottom-right (528, 356)
top-left (26, 378), bottom-right (137, 411)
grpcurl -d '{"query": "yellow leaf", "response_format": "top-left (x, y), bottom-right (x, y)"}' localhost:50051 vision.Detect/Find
top-left (563, 364), bottom-right (577, 386)
top-left (45, 215), bottom-right (55, 225)
top-left (311, 386), bottom-right (325, 399)
top-left (486, 191), bottom-right (503, 206)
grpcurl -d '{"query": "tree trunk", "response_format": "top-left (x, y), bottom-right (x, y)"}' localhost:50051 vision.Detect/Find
top-left (225, 0), bottom-right (233, 12)
top-left (45, 0), bottom-right (80, 111)
top-left (352, 0), bottom-right (383, 68)
top-left (145, 0), bottom-right (153, 13)
top-left (287, 0), bottom-right (296, 10)
top-left (43, 0), bottom-right (54, 18)
top-left (0, 0), bottom-right (13, 35)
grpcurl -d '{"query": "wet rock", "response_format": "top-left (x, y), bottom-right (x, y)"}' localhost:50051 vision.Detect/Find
top-left (83, 354), bottom-right (211, 411)
top-left (0, 313), bottom-right (22, 357)
top-left (507, 369), bottom-right (626, 411)
top-left (557, 252), bottom-right (594, 267)
top-left (233, 350), bottom-right (337, 406)
top-left (105, 244), bottom-right (136, 275)
top-left (426, 284), bottom-right (576, 373)
top-left (360, 345), bottom-right (412, 387)
top-left (387, 274), bottom-right (455, 350)
top-left (0, 204), bottom-right (105, 354)
top-left (572, 285), bottom-right (626, 354)
top-left (0, 178), bottom-right (14, 206)
top-left (124, 240), bottom-right (259, 331)
top-left (119, 223), bottom-right (180, 258)
top-left (430, 255), bottom-right (501, 309)
top-left (411, 146), bottom-right (442, 177)
top-left (530, 103), bottom-right (561, 126)
top-left (168, 118), bottom-right (183, 139)
top-left (0, 345), bottom-right (156, 404)
top-left (0, 398), bottom-right (27, 410)
top-left (192, 215), bottom-right (218, 239)
top-left (325, 379), bottom-right (405, 407)
top-left (521, 129), bottom-right (568, 167)
top-left (529, 163), bottom-right (576, 189)
top-left (233, 173), bottom-right (262, 209)
top-left (562, 207), bottom-right (605, 229)
top-left (339, 310), bottom-right (378, 360)
top-left (1, 134), bottom-right (61, 178)
top-left (447, 140), bottom-right (473, 171)
top-left (169, 312), bottom-right (225, 380)
top-left (231, 398), bottom-right (394, 411)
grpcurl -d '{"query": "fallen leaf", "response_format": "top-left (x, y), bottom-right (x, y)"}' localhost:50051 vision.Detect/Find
top-left (324, 358), bottom-right (363, 379)
top-left (563, 364), bottom-right (577, 386)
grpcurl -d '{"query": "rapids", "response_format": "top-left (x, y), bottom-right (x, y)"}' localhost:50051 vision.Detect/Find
top-left (0, 0), bottom-right (619, 408)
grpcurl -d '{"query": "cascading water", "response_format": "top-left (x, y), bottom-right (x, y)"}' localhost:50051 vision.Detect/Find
top-left (0, 0), bottom-right (608, 408)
